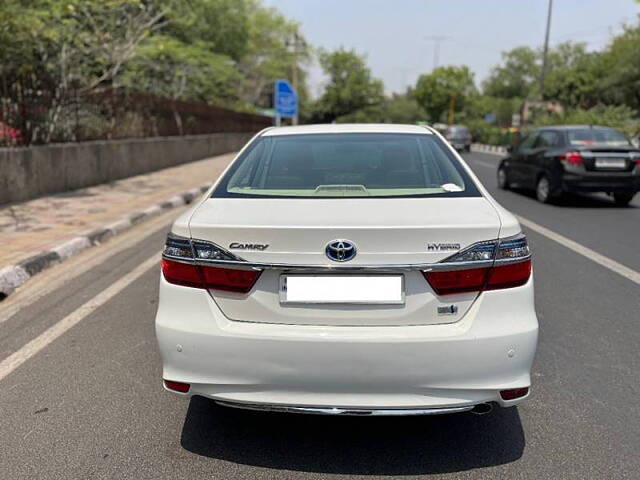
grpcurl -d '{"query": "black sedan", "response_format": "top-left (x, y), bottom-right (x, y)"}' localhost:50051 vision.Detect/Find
top-left (497, 125), bottom-right (640, 206)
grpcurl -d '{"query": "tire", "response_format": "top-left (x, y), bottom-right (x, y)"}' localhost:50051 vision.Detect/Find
top-left (497, 166), bottom-right (510, 190)
top-left (613, 192), bottom-right (634, 207)
top-left (536, 175), bottom-right (555, 204)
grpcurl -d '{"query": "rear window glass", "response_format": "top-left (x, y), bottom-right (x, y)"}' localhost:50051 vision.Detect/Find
top-left (213, 133), bottom-right (481, 198)
top-left (448, 126), bottom-right (470, 136)
top-left (568, 128), bottom-right (630, 147)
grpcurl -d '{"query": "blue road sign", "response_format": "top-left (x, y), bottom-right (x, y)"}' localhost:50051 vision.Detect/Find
top-left (274, 79), bottom-right (298, 118)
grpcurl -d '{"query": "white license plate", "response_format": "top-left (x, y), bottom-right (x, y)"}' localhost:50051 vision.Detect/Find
top-left (595, 158), bottom-right (627, 169)
top-left (280, 275), bottom-right (404, 304)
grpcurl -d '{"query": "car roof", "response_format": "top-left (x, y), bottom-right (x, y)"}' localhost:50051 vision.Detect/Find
top-left (536, 125), bottom-right (617, 131)
top-left (262, 123), bottom-right (433, 136)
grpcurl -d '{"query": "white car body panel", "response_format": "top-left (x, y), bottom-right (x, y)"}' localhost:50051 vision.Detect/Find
top-left (155, 124), bottom-right (539, 413)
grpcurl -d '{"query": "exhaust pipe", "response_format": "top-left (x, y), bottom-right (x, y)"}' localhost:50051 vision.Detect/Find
top-left (471, 403), bottom-right (493, 415)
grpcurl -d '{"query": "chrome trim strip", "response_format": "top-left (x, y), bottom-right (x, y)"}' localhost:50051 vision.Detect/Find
top-left (161, 254), bottom-right (502, 272)
top-left (215, 400), bottom-right (474, 416)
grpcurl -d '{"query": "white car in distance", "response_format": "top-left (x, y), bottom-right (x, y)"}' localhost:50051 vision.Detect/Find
top-left (156, 124), bottom-right (538, 416)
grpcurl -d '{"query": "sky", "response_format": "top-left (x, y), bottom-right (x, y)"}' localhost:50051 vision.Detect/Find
top-left (265, 0), bottom-right (640, 96)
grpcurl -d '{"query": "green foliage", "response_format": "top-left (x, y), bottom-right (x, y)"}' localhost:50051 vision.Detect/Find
top-left (164, 0), bottom-right (249, 61)
top-left (237, 2), bottom-right (310, 110)
top-left (532, 104), bottom-right (640, 138)
top-left (0, 0), bottom-right (312, 144)
top-left (414, 66), bottom-right (476, 122)
top-left (120, 35), bottom-right (243, 106)
top-left (599, 23), bottom-right (640, 111)
top-left (483, 46), bottom-right (538, 99)
top-left (334, 95), bottom-right (426, 124)
top-left (310, 48), bottom-right (384, 123)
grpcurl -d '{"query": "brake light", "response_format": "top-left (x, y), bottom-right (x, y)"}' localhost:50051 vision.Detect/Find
top-left (161, 234), bottom-right (262, 293)
top-left (423, 267), bottom-right (489, 296)
top-left (423, 234), bottom-right (531, 295)
top-left (486, 259), bottom-right (532, 290)
top-left (559, 151), bottom-right (583, 165)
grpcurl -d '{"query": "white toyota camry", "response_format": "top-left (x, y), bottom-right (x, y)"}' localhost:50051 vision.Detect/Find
top-left (156, 124), bottom-right (538, 416)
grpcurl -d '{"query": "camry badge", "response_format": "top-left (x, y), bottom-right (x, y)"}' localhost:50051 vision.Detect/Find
top-left (229, 242), bottom-right (269, 251)
top-left (325, 240), bottom-right (357, 262)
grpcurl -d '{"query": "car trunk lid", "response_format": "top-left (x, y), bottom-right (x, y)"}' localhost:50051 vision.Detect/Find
top-left (188, 197), bottom-right (501, 326)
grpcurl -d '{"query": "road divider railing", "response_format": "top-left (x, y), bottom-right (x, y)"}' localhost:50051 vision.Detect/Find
top-left (471, 143), bottom-right (508, 156)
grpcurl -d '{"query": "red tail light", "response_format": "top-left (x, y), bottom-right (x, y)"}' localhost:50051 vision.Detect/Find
top-left (486, 259), bottom-right (532, 291)
top-left (423, 267), bottom-right (490, 296)
top-left (500, 387), bottom-right (529, 400)
top-left (423, 260), bottom-right (531, 296)
top-left (559, 151), bottom-right (583, 165)
top-left (162, 259), bottom-right (261, 293)
top-left (164, 379), bottom-right (190, 393)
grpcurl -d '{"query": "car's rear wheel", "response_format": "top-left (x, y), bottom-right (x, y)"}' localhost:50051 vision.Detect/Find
top-left (535, 175), bottom-right (556, 204)
top-left (497, 166), bottom-right (510, 190)
top-left (613, 192), bottom-right (635, 207)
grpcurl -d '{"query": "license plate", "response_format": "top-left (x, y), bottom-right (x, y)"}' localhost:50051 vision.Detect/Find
top-left (595, 158), bottom-right (627, 169)
top-left (280, 275), bottom-right (404, 304)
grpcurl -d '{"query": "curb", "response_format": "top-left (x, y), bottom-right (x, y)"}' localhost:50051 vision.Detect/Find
top-left (471, 143), bottom-right (508, 156)
top-left (0, 183), bottom-right (211, 300)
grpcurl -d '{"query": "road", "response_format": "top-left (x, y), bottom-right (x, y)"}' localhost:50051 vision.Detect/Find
top-left (1, 152), bottom-right (639, 479)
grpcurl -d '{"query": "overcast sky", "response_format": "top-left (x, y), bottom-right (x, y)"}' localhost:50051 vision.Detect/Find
top-left (266, 0), bottom-right (640, 96)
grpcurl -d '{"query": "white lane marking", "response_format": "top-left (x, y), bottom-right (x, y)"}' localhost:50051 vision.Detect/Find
top-left (516, 215), bottom-right (640, 285)
top-left (0, 251), bottom-right (161, 382)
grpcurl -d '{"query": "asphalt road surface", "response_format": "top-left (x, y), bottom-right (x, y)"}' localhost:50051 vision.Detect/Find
top-left (1, 151), bottom-right (639, 479)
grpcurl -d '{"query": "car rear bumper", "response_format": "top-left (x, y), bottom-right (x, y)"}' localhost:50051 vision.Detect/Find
top-left (562, 172), bottom-right (640, 193)
top-left (155, 276), bottom-right (538, 412)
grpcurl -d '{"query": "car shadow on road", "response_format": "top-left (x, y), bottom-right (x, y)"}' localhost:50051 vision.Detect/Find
top-left (180, 396), bottom-right (525, 475)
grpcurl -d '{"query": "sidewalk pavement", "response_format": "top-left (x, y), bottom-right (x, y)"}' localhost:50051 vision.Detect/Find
top-left (0, 152), bottom-right (235, 298)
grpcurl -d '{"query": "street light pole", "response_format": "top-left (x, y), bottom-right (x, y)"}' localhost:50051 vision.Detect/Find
top-left (424, 35), bottom-right (448, 71)
top-left (288, 26), bottom-right (305, 125)
top-left (540, 0), bottom-right (553, 100)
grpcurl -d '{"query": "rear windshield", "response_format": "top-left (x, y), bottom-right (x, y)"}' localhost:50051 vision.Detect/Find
top-left (212, 133), bottom-right (481, 198)
top-left (448, 126), bottom-right (470, 136)
top-left (568, 128), bottom-right (631, 147)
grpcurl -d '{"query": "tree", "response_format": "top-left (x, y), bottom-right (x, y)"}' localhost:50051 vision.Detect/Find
top-left (120, 35), bottom-right (243, 107)
top-left (599, 22), bottom-right (640, 111)
top-left (414, 66), bottom-right (476, 122)
top-left (0, 0), bottom-right (165, 143)
top-left (237, 2), bottom-right (310, 110)
top-left (310, 48), bottom-right (384, 123)
top-left (482, 46), bottom-right (538, 99)
top-left (164, 0), bottom-right (250, 62)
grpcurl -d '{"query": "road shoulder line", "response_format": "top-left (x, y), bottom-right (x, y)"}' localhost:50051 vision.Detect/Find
top-left (0, 251), bottom-right (161, 381)
top-left (517, 215), bottom-right (640, 285)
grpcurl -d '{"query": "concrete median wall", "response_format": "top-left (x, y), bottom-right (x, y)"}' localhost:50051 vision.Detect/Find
top-left (0, 132), bottom-right (255, 205)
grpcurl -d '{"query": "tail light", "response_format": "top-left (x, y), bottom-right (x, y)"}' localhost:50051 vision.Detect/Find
top-left (162, 234), bottom-right (261, 293)
top-left (423, 234), bottom-right (531, 295)
top-left (500, 387), bottom-right (529, 400)
top-left (164, 379), bottom-right (190, 393)
top-left (559, 151), bottom-right (583, 165)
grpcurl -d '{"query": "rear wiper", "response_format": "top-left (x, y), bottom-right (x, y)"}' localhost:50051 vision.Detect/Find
top-left (313, 185), bottom-right (370, 196)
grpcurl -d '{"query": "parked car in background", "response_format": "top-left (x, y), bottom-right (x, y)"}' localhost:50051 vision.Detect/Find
top-left (445, 125), bottom-right (472, 152)
top-left (156, 124), bottom-right (538, 417)
top-left (498, 125), bottom-right (640, 206)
